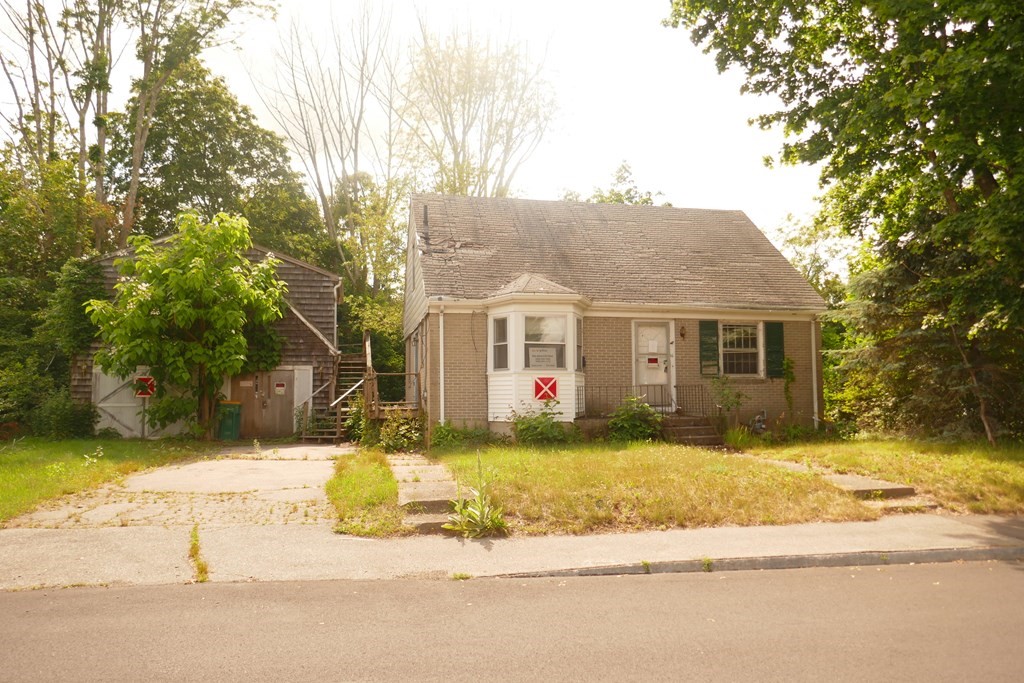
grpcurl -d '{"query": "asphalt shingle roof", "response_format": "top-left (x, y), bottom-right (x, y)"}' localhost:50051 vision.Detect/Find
top-left (412, 195), bottom-right (825, 312)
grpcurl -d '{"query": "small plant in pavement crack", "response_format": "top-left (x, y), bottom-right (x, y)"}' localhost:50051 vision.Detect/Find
top-left (189, 523), bottom-right (210, 583)
top-left (443, 453), bottom-right (509, 539)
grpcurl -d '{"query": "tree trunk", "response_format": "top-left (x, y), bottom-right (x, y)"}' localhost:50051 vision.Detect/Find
top-left (950, 328), bottom-right (997, 446)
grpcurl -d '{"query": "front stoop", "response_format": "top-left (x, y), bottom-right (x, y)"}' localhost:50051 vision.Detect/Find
top-left (387, 454), bottom-right (459, 534)
top-left (661, 415), bottom-right (723, 446)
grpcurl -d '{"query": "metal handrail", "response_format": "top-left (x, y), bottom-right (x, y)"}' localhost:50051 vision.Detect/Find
top-left (330, 379), bottom-right (364, 408)
top-left (297, 380), bottom-right (332, 408)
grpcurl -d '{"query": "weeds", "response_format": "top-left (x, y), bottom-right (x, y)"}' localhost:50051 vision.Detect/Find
top-left (189, 524), bottom-right (209, 583)
top-left (326, 449), bottom-right (410, 537)
top-left (443, 453), bottom-right (509, 539)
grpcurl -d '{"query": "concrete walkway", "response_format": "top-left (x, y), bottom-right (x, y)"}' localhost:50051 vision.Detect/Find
top-left (388, 453), bottom-right (459, 533)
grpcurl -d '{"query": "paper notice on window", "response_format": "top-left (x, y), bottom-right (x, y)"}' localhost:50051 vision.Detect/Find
top-left (528, 346), bottom-right (558, 368)
top-left (648, 340), bottom-right (658, 353)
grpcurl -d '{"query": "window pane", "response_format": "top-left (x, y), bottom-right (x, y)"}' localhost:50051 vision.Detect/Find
top-left (525, 316), bottom-right (566, 343)
top-left (723, 351), bottom-right (758, 375)
top-left (494, 343), bottom-right (508, 370)
top-left (722, 324), bottom-right (757, 350)
top-left (494, 318), bottom-right (507, 344)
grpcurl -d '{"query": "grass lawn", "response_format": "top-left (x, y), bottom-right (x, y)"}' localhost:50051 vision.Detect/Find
top-left (743, 438), bottom-right (1024, 514)
top-left (436, 442), bottom-right (877, 535)
top-left (0, 438), bottom-right (217, 523)
top-left (326, 448), bottom-right (411, 537)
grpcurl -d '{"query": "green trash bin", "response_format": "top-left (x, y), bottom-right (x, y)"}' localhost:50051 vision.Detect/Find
top-left (216, 401), bottom-right (242, 440)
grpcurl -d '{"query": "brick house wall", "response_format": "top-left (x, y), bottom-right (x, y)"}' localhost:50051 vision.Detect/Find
top-left (423, 311), bottom-right (489, 429)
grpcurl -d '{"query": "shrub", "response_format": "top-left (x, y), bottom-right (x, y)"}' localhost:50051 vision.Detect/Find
top-left (723, 425), bottom-right (759, 450)
top-left (30, 390), bottom-right (98, 438)
top-left (511, 400), bottom-right (576, 445)
top-left (607, 395), bottom-right (663, 442)
top-left (430, 421), bottom-right (495, 450)
top-left (344, 391), bottom-right (366, 442)
top-left (377, 410), bottom-right (423, 453)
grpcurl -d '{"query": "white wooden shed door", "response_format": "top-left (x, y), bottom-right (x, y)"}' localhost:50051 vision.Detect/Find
top-left (635, 322), bottom-right (672, 408)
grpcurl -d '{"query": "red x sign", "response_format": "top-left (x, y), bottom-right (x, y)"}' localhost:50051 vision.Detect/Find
top-left (534, 377), bottom-right (557, 401)
top-left (134, 376), bottom-right (156, 398)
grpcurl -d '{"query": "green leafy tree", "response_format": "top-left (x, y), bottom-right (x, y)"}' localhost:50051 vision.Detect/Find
top-left (118, 0), bottom-right (275, 245)
top-left (108, 59), bottom-right (311, 238)
top-left (88, 212), bottom-right (286, 437)
top-left (668, 1), bottom-right (1024, 442)
top-left (563, 162), bottom-right (668, 206)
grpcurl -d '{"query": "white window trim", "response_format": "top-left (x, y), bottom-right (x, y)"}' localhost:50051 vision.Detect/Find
top-left (719, 321), bottom-right (764, 378)
top-left (491, 316), bottom-right (510, 372)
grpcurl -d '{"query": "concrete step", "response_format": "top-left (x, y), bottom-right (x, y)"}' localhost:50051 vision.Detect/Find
top-left (663, 416), bottom-right (713, 428)
top-left (824, 473), bottom-right (917, 500)
top-left (398, 480), bottom-right (459, 514)
top-left (404, 512), bottom-right (455, 535)
top-left (391, 465), bottom-right (455, 483)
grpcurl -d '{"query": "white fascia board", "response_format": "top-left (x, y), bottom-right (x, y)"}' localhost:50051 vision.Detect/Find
top-left (585, 302), bottom-right (823, 321)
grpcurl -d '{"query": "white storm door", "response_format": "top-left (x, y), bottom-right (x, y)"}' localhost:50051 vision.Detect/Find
top-left (635, 322), bottom-right (672, 408)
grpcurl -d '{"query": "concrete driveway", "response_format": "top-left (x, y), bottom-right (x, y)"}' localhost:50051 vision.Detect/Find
top-left (0, 444), bottom-right (347, 589)
top-left (7, 443), bottom-right (345, 529)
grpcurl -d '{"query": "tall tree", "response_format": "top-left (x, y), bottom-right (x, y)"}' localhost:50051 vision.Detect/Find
top-left (401, 23), bottom-right (554, 198)
top-left (118, 0), bottom-right (274, 246)
top-left (107, 58), bottom-right (303, 237)
top-left (261, 7), bottom-right (406, 294)
top-left (88, 212), bottom-right (286, 437)
top-left (668, 1), bottom-right (1024, 442)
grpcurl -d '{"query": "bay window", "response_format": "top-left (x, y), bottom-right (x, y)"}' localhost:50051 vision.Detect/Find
top-left (524, 315), bottom-right (566, 369)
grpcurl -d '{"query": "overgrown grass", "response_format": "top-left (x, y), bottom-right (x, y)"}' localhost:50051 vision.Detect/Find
top-left (326, 448), bottom-right (410, 537)
top-left (437, 443), bottom-right (876, 535)
top-left (189, 523), bottom-right (210, 583)
top-left (744, 438), bottom-right (1024, 514)
top-left (0, 438), bottom-right (217, 523)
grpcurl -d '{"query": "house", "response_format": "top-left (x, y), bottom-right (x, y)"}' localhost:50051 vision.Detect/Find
top-left (71, 244), bottom-right (343, 439)
top-left (402, 195), bottom-right (827, 437)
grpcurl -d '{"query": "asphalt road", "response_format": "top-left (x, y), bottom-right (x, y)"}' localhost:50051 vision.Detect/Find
top-left (2, 562), bottom-right (1023, 682)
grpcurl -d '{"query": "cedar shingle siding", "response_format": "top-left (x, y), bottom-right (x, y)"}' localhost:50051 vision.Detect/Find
top-left (73, 245), bottom-right (338, 411)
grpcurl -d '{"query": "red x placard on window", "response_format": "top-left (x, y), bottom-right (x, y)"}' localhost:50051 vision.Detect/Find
top-left (534, 377), bottom-right (557, 400)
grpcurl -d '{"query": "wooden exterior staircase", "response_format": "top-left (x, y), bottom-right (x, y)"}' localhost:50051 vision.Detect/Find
top-left (300, 346), bottom-right (367, 443)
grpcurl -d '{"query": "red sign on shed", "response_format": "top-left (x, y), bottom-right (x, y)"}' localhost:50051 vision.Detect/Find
top-left (134, 376), bottom-right (156, 398)
top-left (534, 377), bottom-right (557, 401)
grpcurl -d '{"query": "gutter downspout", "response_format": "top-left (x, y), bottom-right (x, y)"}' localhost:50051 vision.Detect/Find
top-left (811, 316), bottom-right (820, 429)
top-left (439, 304), bottom-right (446, 424)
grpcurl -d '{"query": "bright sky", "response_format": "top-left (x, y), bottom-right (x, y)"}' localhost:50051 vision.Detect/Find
top-left (213, 0), bottom-right (822, 235)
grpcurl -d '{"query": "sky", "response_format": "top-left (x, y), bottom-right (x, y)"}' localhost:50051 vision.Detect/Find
top-left (211, 0), bottom-right (823, 235)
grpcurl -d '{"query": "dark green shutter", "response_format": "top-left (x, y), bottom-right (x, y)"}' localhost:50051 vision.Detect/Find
top-left (699, 320), bottom-right (719, 376)
top-left (765, 322), bottom-right (785, 378)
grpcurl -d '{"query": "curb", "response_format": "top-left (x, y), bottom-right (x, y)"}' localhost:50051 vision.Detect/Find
top-left (498, 546), bottom-right (1024, 579)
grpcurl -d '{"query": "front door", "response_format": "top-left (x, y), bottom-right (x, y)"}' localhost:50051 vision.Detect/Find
top-left (635, 322), bottom-right (672, 409)
top-left (231, 369), bottom-right (295, 439)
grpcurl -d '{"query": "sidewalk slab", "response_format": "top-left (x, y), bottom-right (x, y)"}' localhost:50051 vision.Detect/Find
top-left (198, 514), bottom-right (1024, 583)
top-left (0, 527), bottom-right (191, 590)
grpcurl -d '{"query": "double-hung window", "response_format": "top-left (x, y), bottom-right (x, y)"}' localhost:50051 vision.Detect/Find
top-left (721, 323), bottom-right (759, 376)
top-left (524, 315), bottom-right (566, 369)
top-left (492, 317), bottom-right (509, 371)
top-left (575, 317), bottom-right (583, 371)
